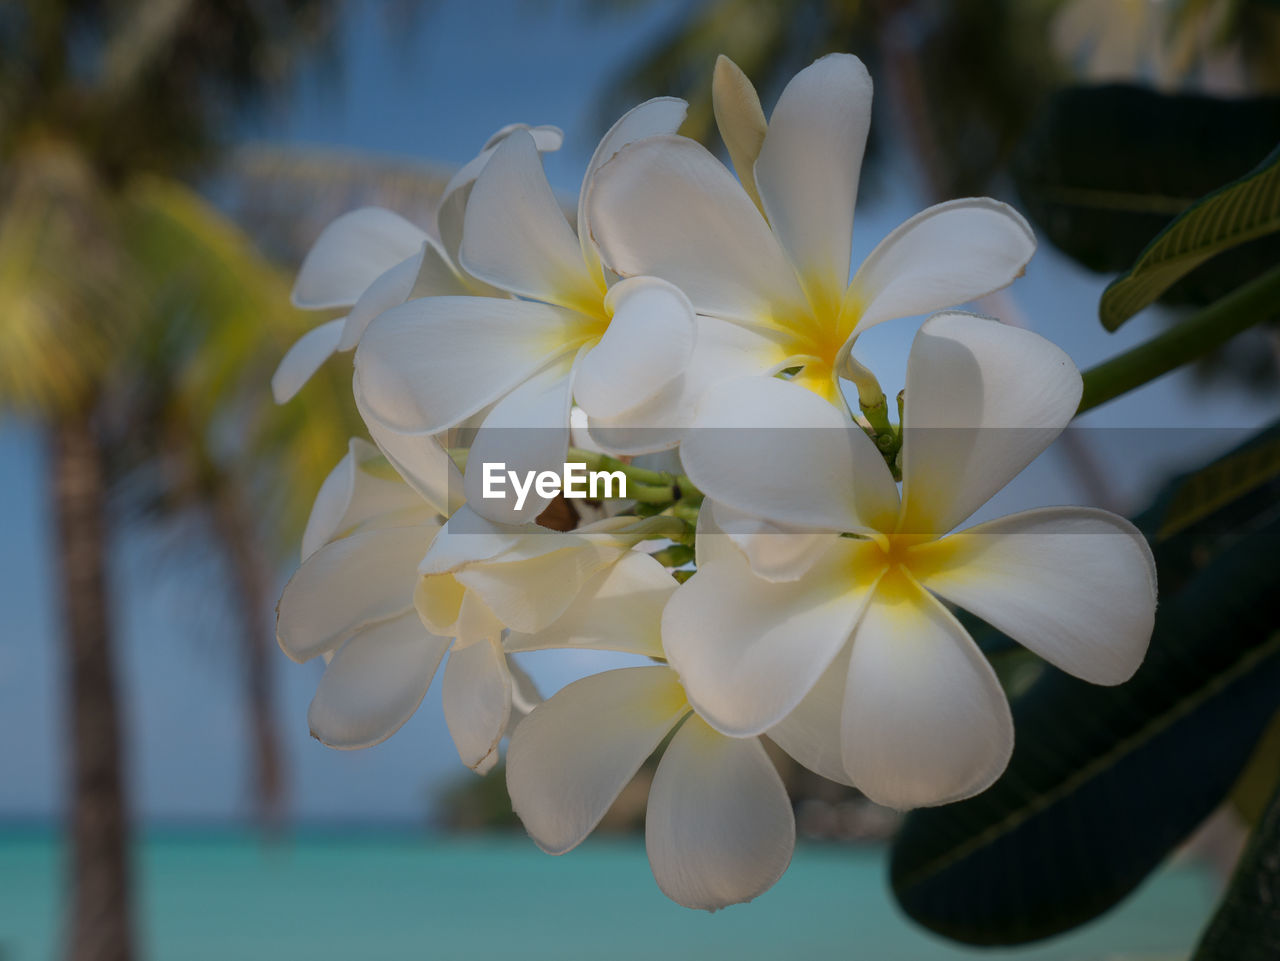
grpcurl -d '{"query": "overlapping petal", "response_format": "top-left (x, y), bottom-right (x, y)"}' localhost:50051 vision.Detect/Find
top-left (766, 644), bottom-right (855, 787)
top-left (898, 312), bottom-right (1082, 537)
top-left (506, 666), bottom-right (690, 855)
top-left (292, 207), bottom-right (428, 309)
top-left (646, 715), bottom-right (795, 911)
top-left (841, 577), bottom-right (1013, 809)
top-left (442, 637), bottom-right (512, 773)
top-left (915, 507), bottom-right (1157, 685)
top-left (272, 318), bottom-right (344, 404)
top-left (711, 55), bottom-right (768, 209)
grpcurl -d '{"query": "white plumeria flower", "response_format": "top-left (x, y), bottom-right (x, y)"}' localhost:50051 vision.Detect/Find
top-left (583, 53), bottom-right (1035, 437)
top-left (271, 124), bottom-right (565, 403)
top-left (662, 312), bottom-right (1158, 810)
top-left (354, 98), bottom-right (699, 523)
top-left (276, 435), bottom-right (669, 773)
top-left (506, 662), bottom-right (795, 912)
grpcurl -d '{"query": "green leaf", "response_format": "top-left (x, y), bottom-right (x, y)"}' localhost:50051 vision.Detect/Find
top-left (1192, 776), bottom-right (1280, 960)
top-left (888, 426), bottom-right (1280, 946)
top-left (1101, 141), bottom-right (1280, 330)
top-left (1012, 85), bottom-right (1280, 302)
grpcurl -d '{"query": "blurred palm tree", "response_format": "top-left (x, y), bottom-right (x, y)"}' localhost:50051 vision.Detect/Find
top-left (0, 3), bottom-right (364, 959)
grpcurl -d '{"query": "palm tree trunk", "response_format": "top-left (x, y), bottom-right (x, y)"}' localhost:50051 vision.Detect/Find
top-left (53, 406), bottom-right (134, 961)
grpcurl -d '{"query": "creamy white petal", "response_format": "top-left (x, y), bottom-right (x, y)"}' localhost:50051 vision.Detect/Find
top-left (506, 666), bottom-right (689, 855)
top-left (453, 587), bottom-right (506, 649)
top-left (767, 644), bottom-right (855, 787)
top-left (507, 655), bottom-right (543, 721)
top-left (418, 505), bottom-right (528, 575)
top-left (682, 376), bottom-right (899, 535)
top-left (579, 98), bottom-right (689, 278)
top-left (460, 130), bottom-right (601, 313)
top-left (586, 135), bottom-right (805, 323)
top-left (292, 207), bottom-right (428, 309)
top-left (662, 534), bottom-right (881, 737)
top-left (754, 53), bottom-right (872, 309)
top-left (914, 507), bottom-right (1156, 685)
top-left (850, 199), bottom-right (1036, 332)
top-left (277, 524), bottom-right (438, 663)
top-left (505, 551), bottom-right (674, 657)
top-left (842, 578), bottom-right (1013, 809)
top-left (300, 438), bottom-right (428, 560)
top-left (307, 611), bottom-right (451, 750)
top-left (709, 501), bottom-right (831, 583)
top-left (353, 372), bottom-right (462, 518)
top-left (462, 357), bottom-right (576, 525)
top-left (573, 277), bottom-right (695, 422)
top-left (647, 715), bottom-right (794, 910)
top-left (355, 295), bottom-right (584, 435)
top-left (442, 636), bottom-right (512, 772)
top-left (272, 319), bottom-right (344, 404)
top-left (712, 55), bottom-right (768, 209)
top-left (898, 312), bottom-right (1082, 537)
top-left (586, 316), bottom-right (786, 455)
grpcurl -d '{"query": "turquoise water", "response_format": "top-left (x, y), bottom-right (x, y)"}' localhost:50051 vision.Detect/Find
top-left (0, 830), bottom-right (1215, 961)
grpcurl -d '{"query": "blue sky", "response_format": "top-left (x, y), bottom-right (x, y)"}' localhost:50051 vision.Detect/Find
top-left (2, 0), bottom-right (1276, 825)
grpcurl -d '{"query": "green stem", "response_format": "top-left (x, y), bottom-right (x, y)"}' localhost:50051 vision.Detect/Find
top-left (1079, 264), bottom-right (1280, 414)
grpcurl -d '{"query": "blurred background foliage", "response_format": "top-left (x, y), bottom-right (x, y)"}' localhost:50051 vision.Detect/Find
top-left (3, 1), bottom-right (1280, 960)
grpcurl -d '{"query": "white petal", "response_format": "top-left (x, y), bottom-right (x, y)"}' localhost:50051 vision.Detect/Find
top-left (277, 524), bottom-right (438, 663)
top-left (661, 534), bottom-right (881, 737)
top-left (767, 644), bottom-right (855, 787)
top-left (307, 611), bottom-right (451, 750)
top-left (709, 501), bottom-right (830, 583)
top-left (462, 359), bottom-right (575, 525)
top-left (272, 319), bottom-right (344, 403)
top-left (355, 295), bottom-right (584, 435)
top-left (579, 97), bottom-right (689, 278)
top-left (842, 578), bottom-right (1013, 810)
top-left (647, 716), bottom-right (794, 911)
top-left (850, 199), bottom-right (1037, 331)
top-left (460, 130), bottom-right (602, 313)
top-left (505, 551), bottom-right (674, 657)
top-left (506, 655), bottom-right (543, 722)
top-left (682, 376), bottom-right (899, 535)
top-left (915, 507), bottom-right (1156, 685)
top-left (712, 55), bottom-right (768, 209)
top-left (573, 277), bottom-right (695, 422)
top-left (506, 666), bottom-right (689, 854)
top-left (292, 207), bottom-right (428, 309)
top-left (418, 505), bottom-right (527, 575)
top-left (754, 54), bottom-right (871, 309)
top-left (443, 637), bottom-right (512, 772)
top-left (300, 438), bottom-right (429, 560)
top-left (586, 135), bottom-right (805, 323)
top-left (898, 312), bottom-right (1082, 537)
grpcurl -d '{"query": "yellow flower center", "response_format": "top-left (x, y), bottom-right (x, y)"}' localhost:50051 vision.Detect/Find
top-left (771, 285), bottom-right (865, 404)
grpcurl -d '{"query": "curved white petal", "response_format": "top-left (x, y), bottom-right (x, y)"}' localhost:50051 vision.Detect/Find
top-left (307, 611), bottom-right (451, 750)
top-left (460, 130), bottom-right (602, 313)
top-left (277, 524), bottom-right (438, 663)
top-left (292, 207), bottom-right (428, 309)
top-left (580, 98), bottom-right (689, 278)
top-left (850, 199), bottom-right (1037, 332)
top-left (573, 277), bottom-right (695, 422)
top-left (915, 507), bottom-right (1156, 685)
top-left (682, 376), bottom-right (899, 535)
top-left (712, 55), bottom-right (768, 209)
top-left (586, 135), bottom-right (805, 323)
top-left (898, 312), bottom-right (1082, 537)
top-left (507, 655), bottom-right (543, 723)
top-left (272, 319), bottom-right (344, 404)
top-left (300, 438), bottom-right (428, 560)
top-left (754, 53), bottom-right (872, 309)
top-left (353, 371), bottom-right (462, 518)
top-left (355, 295), bottom-right (584, 435)
top-left (418, 505), bottom-right (527, 575)
top-left (586, 316), bottom-right (786, 455)
top-left (462, 358), bottom-right (576, 525)
top-left (842, 578), bottom-right (1013, 810)
top-left (661, 534), bottom-right (881, 737)
top-left (505, 551), bottom-right (674, 657)
top-left (709, 501), bottom-right (830, 583)
top-left (647, 716), bottom-right (794, 910)
top-left (767, 644), bottom-right (855, 787)
top-left (443, 637), bottom-right (512, 772)
top-left (506, 666), bottom-right (689, 855)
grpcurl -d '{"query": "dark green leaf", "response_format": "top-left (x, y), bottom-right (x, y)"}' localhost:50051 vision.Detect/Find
top-left (1101, 142), bottom-right (1280, 330)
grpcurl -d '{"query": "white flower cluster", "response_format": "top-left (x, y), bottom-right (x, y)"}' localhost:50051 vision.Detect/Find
top-left (274, 54), bottom-right (1157, 911)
